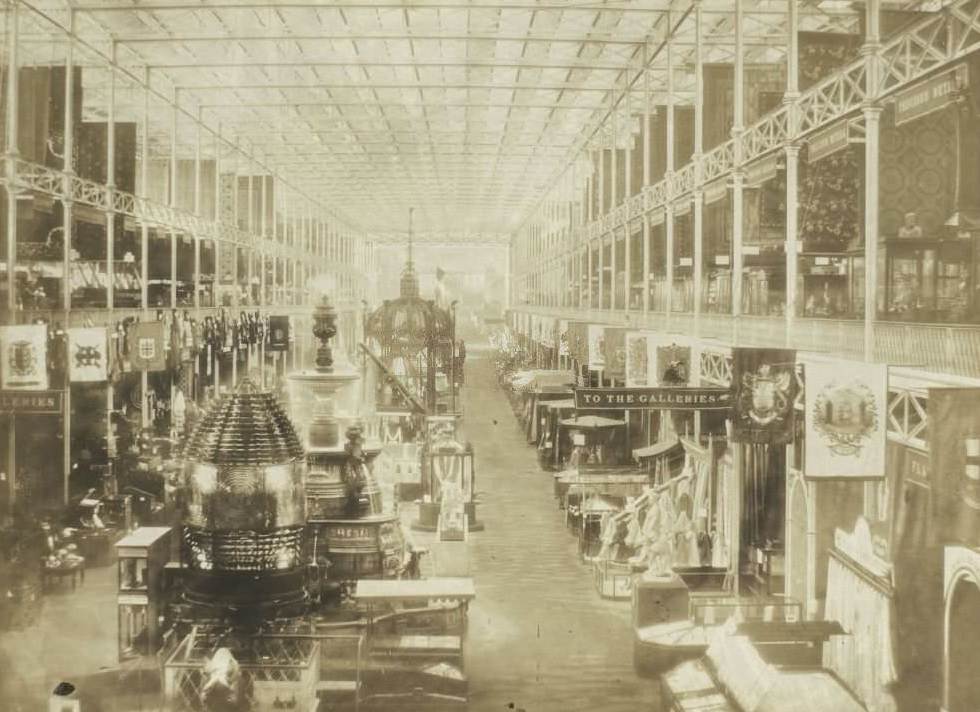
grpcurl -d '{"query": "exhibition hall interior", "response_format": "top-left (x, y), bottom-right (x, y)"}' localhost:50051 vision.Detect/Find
top-left (2, 0), bottom-right (980, 711)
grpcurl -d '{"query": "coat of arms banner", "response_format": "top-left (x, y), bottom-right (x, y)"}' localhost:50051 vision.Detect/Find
top-left (625, 332), bottom-right (650, 387)
top-left (0, 324), bottom-right (48, 390)
top-left (267, 316), bottom-right (290, 352)
top-left (602, 327), bottom-right (628, 381)
top-left (129, 321), bottom-right (166, 372)
top-left (805, 361), bottom-right (886, 479)
top-left (656, 342), bottom-right (692, 387)
top-left (68, 327), bottom-right (108, 383)
top-left (732, 347), bottom-right (797, 444)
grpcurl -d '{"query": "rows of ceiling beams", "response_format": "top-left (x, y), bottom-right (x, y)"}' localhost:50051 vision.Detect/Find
top-left (14, 1), bottom-right (937, 242)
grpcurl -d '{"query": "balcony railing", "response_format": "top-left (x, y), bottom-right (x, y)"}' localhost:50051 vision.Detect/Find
top-left (515, 303), bottom-right (980, 379)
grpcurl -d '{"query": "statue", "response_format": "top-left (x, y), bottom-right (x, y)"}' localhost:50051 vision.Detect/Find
top-left (200, 647), bottom-right (245, 712)
top-left (341, 426), bottom-right (370, 517)
top-left (630, 495), bottom-right (676, 579)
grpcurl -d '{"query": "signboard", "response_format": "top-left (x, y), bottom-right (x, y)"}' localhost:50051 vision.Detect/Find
top-left (326, 525), bottom-right (376, 550)
top-left (0, 390), bottom-right (64, 414)
top-left (894, 64), bottom-right (968, 126)
top-left (807, 122), bottom-right (850, 163)
top-left (574, 387), bottom-right (730, 411)
top-left (745, 153), bottom-right (780, 187)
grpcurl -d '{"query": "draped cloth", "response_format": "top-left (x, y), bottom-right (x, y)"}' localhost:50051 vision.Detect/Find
top-left (823, 553), bottom-right (898, 712)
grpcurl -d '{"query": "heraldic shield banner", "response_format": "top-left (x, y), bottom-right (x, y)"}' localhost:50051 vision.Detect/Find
top-left (805, 361), bottom-right (886, 479)
top-left (68, 327), bottom-right (108, 383)
top-left (0, 324), bottom-right (48, 390)
top-left (129, 321), bottom-right (166, 372)
top-left (732, 347), bottom-right (797, 444)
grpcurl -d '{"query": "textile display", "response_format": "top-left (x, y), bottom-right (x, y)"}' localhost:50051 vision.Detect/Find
top-left (805, 361), bottom-right (887, 479)
top-left (823, 534), bottom-right (898, 712)
top-left (68, 327), bottom-right (108, 383)
top-left (601, 327), bottom-right (628, 381)
top-left (929, 388), bottom-right (980, 546)
top-left (129, 321), bottom-right (166, 372)
top-left (731, 347), bottom-right (797, 444)
top-left (0, 324), bottom-right (48, 390)
top-left (587, 324), bottom-right (605, 371)
top-left (625, 332), bottom-right (650, 387)
top-left (267, 316), bottom-right (290, 352)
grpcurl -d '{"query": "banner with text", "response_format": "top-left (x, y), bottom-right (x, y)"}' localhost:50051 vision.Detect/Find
top-left (574, 387), bottom-right (731, 411)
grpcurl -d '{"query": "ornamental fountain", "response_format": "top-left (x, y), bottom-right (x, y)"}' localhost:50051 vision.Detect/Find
top-left (287, 295), bottom-right (405, 583)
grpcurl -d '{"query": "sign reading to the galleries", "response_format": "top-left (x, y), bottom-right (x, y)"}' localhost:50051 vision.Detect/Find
top-left (0, 390), bottom-right (64, 414)
top-left (574, 387), bottom-right (731, 411)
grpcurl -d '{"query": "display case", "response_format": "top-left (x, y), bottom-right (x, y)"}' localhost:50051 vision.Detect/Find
top-left (799, 251), bottom-right (863, 318)
top-left (115, 526), bottom-right (172, 661)
top-left (879, 235), bottom-right (978, 323)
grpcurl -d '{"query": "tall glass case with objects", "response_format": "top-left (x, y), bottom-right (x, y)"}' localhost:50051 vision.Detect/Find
top-left (878, 235), bottom-right (978, 323)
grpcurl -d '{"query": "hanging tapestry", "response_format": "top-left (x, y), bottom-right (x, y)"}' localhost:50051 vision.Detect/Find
top-left (929, 388), bottom-right (980, 546)
top-left (0, 324), bottom-right (48, 390)
top-left (656, 342), bottom-right (691, 387)
top-left (602, 327), bottom-right (628, 381)
top-left (129, 321), bottom-right (166, 372)
top-left (625, 332), bottom-right (650, 387)
top-left (731, 347), bottom-right (797, 444)
top-left (587, 324), bottom-right (605, 371)
top-left (267, 316), bottom-right (290, 352)
top-left (805, 361), bottom-right (886, 479)
top-left (68, 327), bottom-right (108, 383)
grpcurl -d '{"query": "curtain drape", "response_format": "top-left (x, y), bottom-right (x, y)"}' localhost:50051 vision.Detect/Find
top-left (823, 554), bottom-right (898, 712)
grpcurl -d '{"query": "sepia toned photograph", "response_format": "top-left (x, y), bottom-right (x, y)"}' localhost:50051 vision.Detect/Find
top-left (0, 1), bottom-right (979, 710)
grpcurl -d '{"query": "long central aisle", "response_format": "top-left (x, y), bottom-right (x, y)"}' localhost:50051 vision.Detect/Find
top-left (460, 351), bottom-right (661, 711)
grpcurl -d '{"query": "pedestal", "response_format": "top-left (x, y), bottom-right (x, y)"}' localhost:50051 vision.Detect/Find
top-left (411, 502), bottom-right (483, 532)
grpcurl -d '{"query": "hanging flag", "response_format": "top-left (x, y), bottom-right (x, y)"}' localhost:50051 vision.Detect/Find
top-left (625, 332), bottom-right (650, 387)
top-left (129, 321), bottom-right (166, 372)
top-left (805, 361), bottom-right (886, 479)
top-left (929, 388), bottom-right (980, 546)
top-left (0, 324), bottom-right (48, 390)
top-left (68, 327), bottom-right (108, 382)
top-left (268, 315), bottom-right (290, 352)
top-left (731, 347), bottom-right (797, 444)
top-left (656, 342), bottom-right (692, 386)
top-left (587, 324), bottom-right (605, 371)
top-left (602, 327), bottom-right (628, 381)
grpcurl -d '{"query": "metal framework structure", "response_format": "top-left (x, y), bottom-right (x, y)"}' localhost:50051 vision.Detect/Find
top-left (511, 0), bottom-right (980, 380)
top-left (4, 0), bottom-right (878, 244)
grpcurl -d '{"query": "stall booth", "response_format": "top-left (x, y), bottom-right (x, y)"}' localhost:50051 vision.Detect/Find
top-left (535, 398), bottom-right (575, 471)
